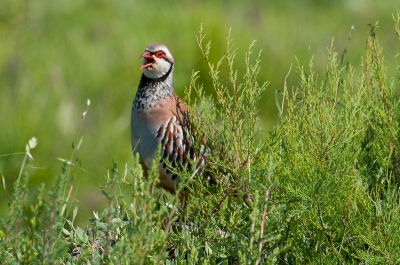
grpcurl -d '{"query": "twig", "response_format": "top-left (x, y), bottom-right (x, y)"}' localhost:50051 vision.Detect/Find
top-left (317, 203), bottom-right (344, 264)
top-left (156, 205), bottom-right (176, 263)
top-left (255, 176), bottom-right (271, 265)
top-left (281, 64), bottom-right (292, 115)
top-left (200, 182), bottom-right (236, 231)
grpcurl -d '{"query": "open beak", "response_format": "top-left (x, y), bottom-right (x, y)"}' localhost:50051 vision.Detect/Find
top-left (139, 51), bottom-right (154, 70)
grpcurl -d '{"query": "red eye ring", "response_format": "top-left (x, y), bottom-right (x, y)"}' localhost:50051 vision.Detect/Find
top-left (155, 51), bottom-right (165, 58)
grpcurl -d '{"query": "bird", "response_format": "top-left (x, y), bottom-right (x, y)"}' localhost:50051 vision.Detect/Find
top-left (131, 43), bottom-right (207, 194)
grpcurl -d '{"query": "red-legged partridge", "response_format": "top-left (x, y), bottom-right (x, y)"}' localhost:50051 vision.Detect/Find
top-left (131, 43), bottom-right (206, 193)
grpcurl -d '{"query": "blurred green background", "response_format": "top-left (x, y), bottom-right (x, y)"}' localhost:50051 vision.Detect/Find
top-left (1, 0), bottom-right (398, 224)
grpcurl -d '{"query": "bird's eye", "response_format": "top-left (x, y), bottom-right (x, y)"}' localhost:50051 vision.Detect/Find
top-left (155, 51), bottom-right (165, 58)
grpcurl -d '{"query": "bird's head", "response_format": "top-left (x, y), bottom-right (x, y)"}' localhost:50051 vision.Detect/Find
top-left (140, 43), bottom-right (174, 79)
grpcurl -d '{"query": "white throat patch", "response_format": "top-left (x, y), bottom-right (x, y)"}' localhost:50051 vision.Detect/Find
top-left (143, 58), bottom-right (172, 79)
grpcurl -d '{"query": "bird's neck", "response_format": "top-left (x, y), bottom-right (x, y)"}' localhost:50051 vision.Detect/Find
top-left (137, 72), bottom-right (175, 98)
top-left (133, 71), bottom-right (176, 112)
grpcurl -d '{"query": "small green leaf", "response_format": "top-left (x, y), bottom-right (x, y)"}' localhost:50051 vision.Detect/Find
top-left (111, 218), bottom-right (123, 229)
top-left (93, 211), bottom-right (99, 220)
top-left (88, 218), bottom-right (97, 224)
top-left (76, 136), bottom-right (83, 151)
top-left (61, 203), bottom-right (66, 216)
top-left (205, 241), bottom-right (212, 256)
top-left (76, 226), bottom-right (87, 244)
top-left (72, 205), bottom-right (78, 222)
top-left (62, 228), bottom-right (70, 236)
top-left (95, 221), bottom-right (108, 231)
